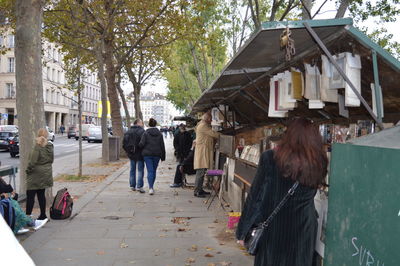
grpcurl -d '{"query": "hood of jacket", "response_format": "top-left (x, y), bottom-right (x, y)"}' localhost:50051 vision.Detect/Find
top-left (36, 136), bottom-right (48, 147)
top-left (146, 127), bottom-right (161, 137)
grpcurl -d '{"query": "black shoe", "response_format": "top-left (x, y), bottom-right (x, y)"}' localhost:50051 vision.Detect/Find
top-left (200, 190), bottom-right (211, 195)
top-left (194, 192), bottom-right (206, 198)
top-left (170, 183), bottom-right (182, 188)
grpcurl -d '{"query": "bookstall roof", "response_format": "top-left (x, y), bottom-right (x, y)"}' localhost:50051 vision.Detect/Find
top-left (191, 18), bottom-right (400, 126)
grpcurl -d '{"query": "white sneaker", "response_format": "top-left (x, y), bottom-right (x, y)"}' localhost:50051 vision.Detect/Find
top-left (149, 188), bottom-right (154, 195)
top-left (17, 228), bottom-right (29, 234)
top-left (131, 187), bottom-right (136, 191)
top-left (33, 218), bottom-right (48, 231)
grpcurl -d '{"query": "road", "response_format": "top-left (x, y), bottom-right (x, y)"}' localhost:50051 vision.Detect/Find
top-left (0, 135), bottom-right (102, 168)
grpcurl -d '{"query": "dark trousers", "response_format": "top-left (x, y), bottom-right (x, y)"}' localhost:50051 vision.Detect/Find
top-left (194, 168), bottom-right (207, 193)
top-left (173, 165), bottom-right (183, 184)
top-left (26, 189), bottom-right (47, 220)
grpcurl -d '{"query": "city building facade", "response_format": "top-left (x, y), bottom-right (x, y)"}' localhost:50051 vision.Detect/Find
top-left (0, 30), bottom-right (100, 130)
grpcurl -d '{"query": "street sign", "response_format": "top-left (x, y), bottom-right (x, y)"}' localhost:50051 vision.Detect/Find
top-left (2, 113), bottom-right (8, 120)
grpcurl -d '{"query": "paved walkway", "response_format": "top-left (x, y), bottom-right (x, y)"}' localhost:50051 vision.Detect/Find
top-left (22, 138), bottom-right (253, 266)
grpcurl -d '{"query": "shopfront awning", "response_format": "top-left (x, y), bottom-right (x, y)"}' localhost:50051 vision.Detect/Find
top-left (191, 18), bottom-right (400, 126)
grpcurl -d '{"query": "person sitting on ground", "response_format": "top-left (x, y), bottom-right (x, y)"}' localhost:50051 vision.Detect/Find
top-left (0, 178), bottom-right (47, 234)
top-left (139, 118), bottom-right (166, 195)
top-left (170, 141), bottom-right (196, 188)
top-left (25, 128), bottom-right (54, 222)
top-left (173, 124), bottom-right (192, 163)
top-left (193, 111), bottom-right (220, 198)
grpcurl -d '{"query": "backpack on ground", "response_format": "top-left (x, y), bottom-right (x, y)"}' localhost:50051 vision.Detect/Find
top-left (50, 188), bottom-right (73, 220)
top-left (0, 198), bottom-right (16, 230)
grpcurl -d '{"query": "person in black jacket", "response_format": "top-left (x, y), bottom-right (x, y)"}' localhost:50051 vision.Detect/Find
top-left (170, 141), bottom-right (196, 188)
top-left (236, 118), bottom-right (328, 266)
top-left (139, 118), bottom-right (166, 195)
top-left (123, 119), bottom-right (146, 193)
top-left (173, 124), bottom-right (192, 163)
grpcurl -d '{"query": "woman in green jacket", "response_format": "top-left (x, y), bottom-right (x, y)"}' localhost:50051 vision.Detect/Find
top-left (25, 128), bottom-right (54, 221)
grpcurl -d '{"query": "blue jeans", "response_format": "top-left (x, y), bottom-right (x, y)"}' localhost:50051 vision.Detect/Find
top-left (143, 156), bottom-right (160, 189)
top-left (129, 160), bottom-right (144, 188)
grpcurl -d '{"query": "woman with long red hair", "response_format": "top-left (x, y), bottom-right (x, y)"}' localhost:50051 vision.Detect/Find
top-left (236, 118), bottom-right (328, 266)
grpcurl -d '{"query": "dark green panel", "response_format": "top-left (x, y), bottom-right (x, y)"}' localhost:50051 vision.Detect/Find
top-left (325, 143), bottom-right (400, 265)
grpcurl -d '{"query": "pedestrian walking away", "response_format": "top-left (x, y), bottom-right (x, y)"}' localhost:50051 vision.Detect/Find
top-left (59, 125), bottom-right (65, 135)
top-left (122, 119), bottom-right (146, 193)
top-left (25, 128), bottom-right (54, 222)
top-left (193, 111), bottom-right (220, 198)
top-left (139, 118), bottom-right (166, 195)
top-left (236, 118), bottom-right (328, 266)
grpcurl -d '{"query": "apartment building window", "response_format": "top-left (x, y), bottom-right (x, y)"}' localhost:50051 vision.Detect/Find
top-left (5, 83), bottom-right (15, 98)
top-left (57, 71), bottom-right (60, 83)
top-left (52, 69), bottom-right (55, 81)
top-left (8, 57), bottom-right (14, 72)
top-left (51, 91), bottom-right (54, 104)
top-left (0, 36), bottom-right (3, 47)
top-left (52, 49), bottom-right (56, 61)
top-left (7, 35), bottom-right (14, 48)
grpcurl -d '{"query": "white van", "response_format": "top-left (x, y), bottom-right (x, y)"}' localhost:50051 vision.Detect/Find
top-left (75, 124), bottom-right (94, 140)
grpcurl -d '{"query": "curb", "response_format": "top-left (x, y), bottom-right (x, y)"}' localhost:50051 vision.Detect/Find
top-left (21, 162), bottom-right (130, 255)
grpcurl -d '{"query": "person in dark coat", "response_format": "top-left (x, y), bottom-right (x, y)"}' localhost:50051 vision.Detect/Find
top-left (170, 141), bottom-right (196, 188)
top-left (25, 128), bottom-right (54, 221)
top-left (236, 118), bottom-right (328, 266)
top-left (123, 119), bottom-right (146, 193)
top-left (139, 118), bottom-right (166, 195)
top-left (173, 124), bottom-right (192, 163)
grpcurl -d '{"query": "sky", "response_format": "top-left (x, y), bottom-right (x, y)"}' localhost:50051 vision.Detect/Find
top-left (124, 0), bottom-right (399, 96)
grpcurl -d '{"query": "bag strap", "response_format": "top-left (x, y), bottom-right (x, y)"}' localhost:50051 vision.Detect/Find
top-left (259, 181), bottom-right (299, 228)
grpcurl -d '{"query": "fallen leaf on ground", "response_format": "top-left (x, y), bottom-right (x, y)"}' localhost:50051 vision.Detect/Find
top-left (205, 247), bottom-right (214, 251)
top-left (220, 261), bottom-right (232, 266)
top-left (129, 261), bottom-right (136, 264)
top-left (96, 250), bottom-right (105, 255)
top-left (208, 226), bottom-right (215, 229)
top-left (219, 242), bottom-right (225, 246)
top-left (216, 251), bottom-right (222, 254)
top-left (159, 234), bottom-right (166, 237)
top-left (213, 219), bottom-right (219, 223)
top-left (173, 191), bottom-right (179, 196)
top-left (208, 263), bottom-right (216, 266)
top-left (186, 257), bottom-right (196, 263)
top-left (189, 245), bottom-right (198, 252)
top-left (205, 253), bottom-right (214, 257)
top-left (178, 228), bottom-right (190, 232)
top-left (65, 259), bottom-right (73, 261)
top-left (120, 243), bottom-right (128, 248)
top-left (188, 200), bottom-right (192, 203)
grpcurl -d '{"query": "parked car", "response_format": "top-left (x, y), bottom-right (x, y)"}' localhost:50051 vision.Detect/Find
top-left (0, 126), bottom-right (18, 151)
top-left (46, 126), bottom-right (55, 142)
top-left (8, 135), bottom-right (19, 158)
top-left (87, 126), bottom-right (103, 143)
top-left (67, 126), bottom-right (77, 139)
top-left (75, 124), bottom-right (94, 140)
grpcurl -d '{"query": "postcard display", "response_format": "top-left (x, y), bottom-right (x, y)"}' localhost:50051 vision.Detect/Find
top-left (268, 53), bottom-right (365, 117)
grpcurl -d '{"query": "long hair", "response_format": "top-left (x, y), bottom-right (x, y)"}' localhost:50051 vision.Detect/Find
top-left (274, 118), bottom-right (328, 188)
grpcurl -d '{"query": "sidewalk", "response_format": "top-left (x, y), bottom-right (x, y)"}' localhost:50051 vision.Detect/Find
top-left (21, 138), bottom-right (253, 266)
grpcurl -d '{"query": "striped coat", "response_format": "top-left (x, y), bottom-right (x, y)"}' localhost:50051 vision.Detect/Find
top-left (236, 150), bottom-right (318, 266)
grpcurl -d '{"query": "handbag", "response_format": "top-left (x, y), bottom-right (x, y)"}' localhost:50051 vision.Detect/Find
top-left (244, 181), bottom-right (299, 255)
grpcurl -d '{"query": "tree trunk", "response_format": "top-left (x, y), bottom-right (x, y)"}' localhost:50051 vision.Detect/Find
top-left (95, 41), bottom-right (109, 164)
top-left (104, 40), bottom-right (123, 155)
top-left (301, 0), bottom-right (313, 20)
top-left (133, 83), bottom-right (142, 121)
top-left (15, 0), bottom-right (45, 195)
top-left (126, 66), bottom-right (143, 120)
top-left (335, 0), bottom-right (350, 18)
top-left (116, 75), bottom-right (131, 127)
top-left (189, 42), bottom-right (205, 91)
top-left (78, 85), bottom-right (83, 176)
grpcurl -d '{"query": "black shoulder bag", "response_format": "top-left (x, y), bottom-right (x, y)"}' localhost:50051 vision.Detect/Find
top-left (244, 181), bottom-right (299, 255)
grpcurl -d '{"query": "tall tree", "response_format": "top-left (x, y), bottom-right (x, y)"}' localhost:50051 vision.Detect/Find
top-left (15, 0), bottom-right (46, 194)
